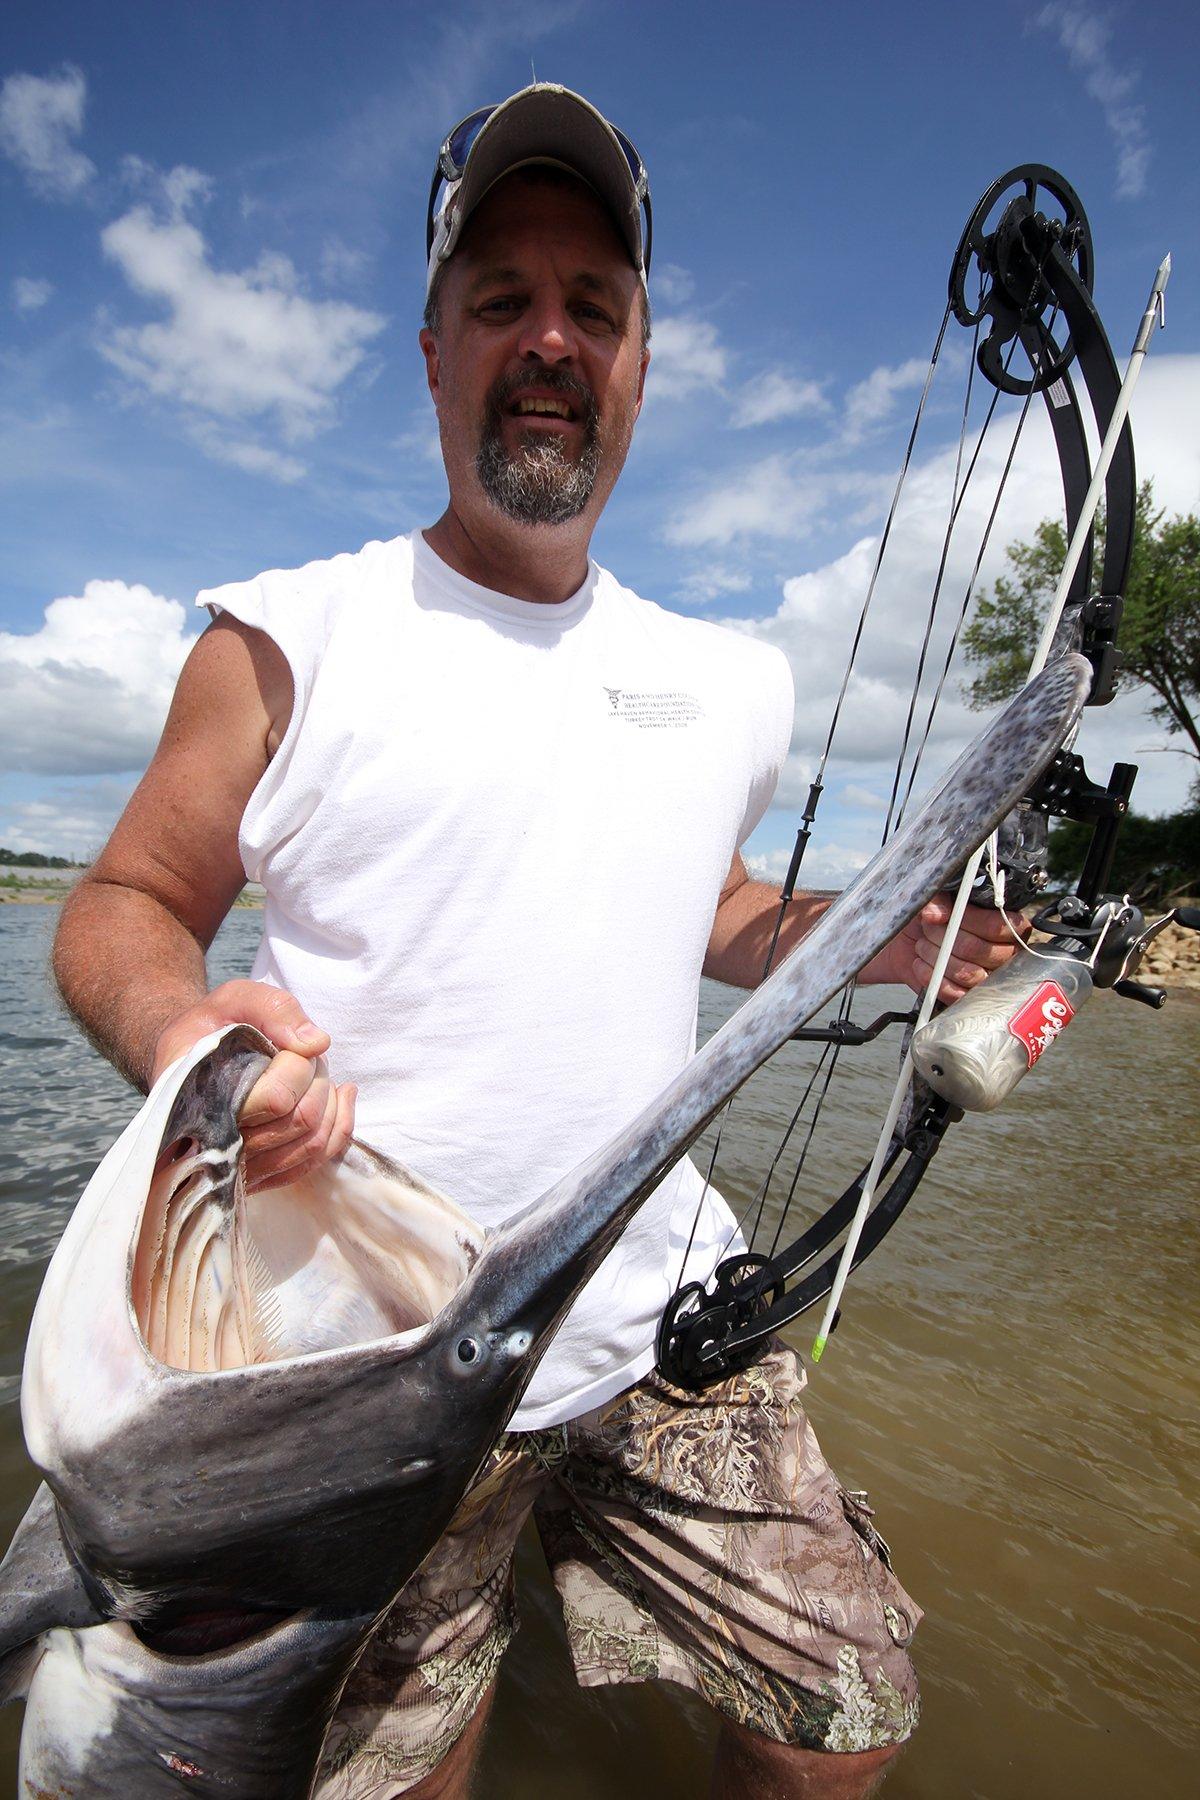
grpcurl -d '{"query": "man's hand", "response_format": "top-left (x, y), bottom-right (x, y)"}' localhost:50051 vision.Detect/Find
top-left (151, 979), bottom-right (357, 1194)
top-left (865, 896), bottom-right (1029, 1004)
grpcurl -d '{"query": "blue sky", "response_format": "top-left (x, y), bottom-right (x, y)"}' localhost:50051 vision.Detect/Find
top-left (2, 0), bottom-right (1197, 875)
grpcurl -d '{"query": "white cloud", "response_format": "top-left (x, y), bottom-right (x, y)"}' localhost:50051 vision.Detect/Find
top-left (98, 172), bottom-right (387, 455)
top-left (1126, 354), bottom-right (1200, 519)
top-left (718, 354), bottom-right (1200, 838)
top-left (842, 783), bottom-right (887, 812)
top-left (0, 578), bottom-right (196, 776)
top-left (666, 457), bottom-right (874, 550)
top-left (731, 370), bottom-right (828, 430)
top-left (320, 236), bottom-right (371, 288)
top-left (652, 264), bottom-right (695, 306)
top-left (128, 156), bottom-right (214, 217)
top-left (12, 276), bottom-right (53, 313)
top-left (842, 357), bottom-right (929, 445)
top-left (674, 564), bottom-right (753, 608)
top-left (188, 423), bottom-right (306, 484)
top-left (118, 156), bottom-right (216, 222)
top-left (665, 352), bottom-right (940, 548)
top-left (745, 840), bottom-right (869, 889)
top-left (0, 781), bottom-right (136, 863)
top-left (647, 315), bottom-right (727, 401)
top-left (0, 65), bottom-right (95, 199)
top-left (393, 409), bottom-right (446, 470)
top-left (1036, 5), bottom-right (1150, 199)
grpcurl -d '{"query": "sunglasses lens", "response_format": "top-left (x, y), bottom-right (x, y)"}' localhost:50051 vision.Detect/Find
top-left (613, 127), bottom-right (645, 189)
top-left (445, 107), bottom-right (496, 173)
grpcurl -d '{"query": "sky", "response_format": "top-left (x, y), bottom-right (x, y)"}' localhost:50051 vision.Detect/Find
top-left (2, 0), bottom-right (1198, 882)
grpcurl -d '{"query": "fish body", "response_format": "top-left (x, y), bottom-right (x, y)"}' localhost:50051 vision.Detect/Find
top-left (1, 659), bottom-right (1091, 1795)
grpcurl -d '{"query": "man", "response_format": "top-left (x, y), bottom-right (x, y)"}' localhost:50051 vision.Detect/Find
top-left (54, 85), bottom-right (1021, 1799)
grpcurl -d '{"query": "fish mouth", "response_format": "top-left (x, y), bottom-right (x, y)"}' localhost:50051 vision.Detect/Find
top-left (133, 1602), bottom-right (297, 1657)
top-left (128, 1035), bottom-right (483, 1377)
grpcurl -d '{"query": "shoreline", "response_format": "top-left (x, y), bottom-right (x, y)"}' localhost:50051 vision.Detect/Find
top-left (0, 888), bottom-right (265, 910)
top-left (4, 888), bottom-right (1197, 991)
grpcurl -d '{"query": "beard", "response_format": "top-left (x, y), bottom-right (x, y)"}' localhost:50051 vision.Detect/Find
top-left (475, 368), bottom-right (602, 525)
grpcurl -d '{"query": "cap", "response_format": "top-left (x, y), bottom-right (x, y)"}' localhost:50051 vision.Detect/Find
top-left (426, 83), bottom-right (650, 295)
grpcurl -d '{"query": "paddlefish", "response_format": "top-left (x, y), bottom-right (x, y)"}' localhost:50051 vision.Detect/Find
top-left (0, 658), bottom-right (1090, 1795)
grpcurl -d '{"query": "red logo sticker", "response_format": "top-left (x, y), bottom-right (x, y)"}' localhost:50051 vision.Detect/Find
top-left (1007, 981), bottom-right (1075, 1067)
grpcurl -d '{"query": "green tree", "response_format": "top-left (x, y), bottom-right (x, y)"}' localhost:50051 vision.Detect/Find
top-left (962, 483), bottom-right (1200, 789)
top-left (1048, 809), bottom-right (1200, 903)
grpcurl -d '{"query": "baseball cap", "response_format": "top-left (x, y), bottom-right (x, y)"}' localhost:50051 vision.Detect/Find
top-left (425, 83), bottom-right (652, 295)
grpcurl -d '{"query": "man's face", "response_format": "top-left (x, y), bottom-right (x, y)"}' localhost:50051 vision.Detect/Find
top-left (420, 173), bottom-right (649, 529)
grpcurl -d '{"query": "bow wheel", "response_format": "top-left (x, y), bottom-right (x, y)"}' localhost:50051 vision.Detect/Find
top-left (949, 163), bottom-right (1094, 396)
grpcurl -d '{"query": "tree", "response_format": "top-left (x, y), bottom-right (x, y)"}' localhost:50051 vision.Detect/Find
top-left (1048, 809), bottom-right (1200, 904)
top-left (0, 847), bottom-right (79, 869)
top-left (962, 483), bottom-right (1200, 793)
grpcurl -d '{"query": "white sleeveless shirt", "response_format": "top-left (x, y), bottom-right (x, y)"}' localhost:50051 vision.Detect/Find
top-left (198, 530), bottom-right (794, 1429)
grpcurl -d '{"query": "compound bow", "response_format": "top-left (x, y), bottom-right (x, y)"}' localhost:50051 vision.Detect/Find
top-left (657, 164), bottom-right (1188, 1390)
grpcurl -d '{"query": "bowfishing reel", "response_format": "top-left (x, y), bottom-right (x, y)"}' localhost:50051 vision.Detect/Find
top-left (928, 595), bottom-right (1195, 1115)
top-left (912, 895), bottom-right (1199, 1114)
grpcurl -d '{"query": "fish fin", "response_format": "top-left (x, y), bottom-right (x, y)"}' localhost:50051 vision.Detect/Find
top-left (0, 1638), bottom-right (43, 1704)
top-left (0, 1483), bottom-right (105, 1685)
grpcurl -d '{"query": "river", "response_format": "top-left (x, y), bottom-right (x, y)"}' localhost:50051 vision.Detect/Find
top-left (0, 903), bottom-right (1196, 1797)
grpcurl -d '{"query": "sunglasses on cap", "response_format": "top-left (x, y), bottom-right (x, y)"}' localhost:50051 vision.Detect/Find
top-left (425, 101), bottom-right (653, 275)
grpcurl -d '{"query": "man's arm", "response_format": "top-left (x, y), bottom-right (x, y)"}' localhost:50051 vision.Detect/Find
top-left (703, 852), bottom-right (1024, 1001)
top-left (53, 615), bottom-right (356, 1191)
top-left (702, 855), bottom-right (828, 988)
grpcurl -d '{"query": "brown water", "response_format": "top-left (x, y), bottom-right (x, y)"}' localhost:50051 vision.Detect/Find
top-left (0, 904), bottom-right (1196, 1797)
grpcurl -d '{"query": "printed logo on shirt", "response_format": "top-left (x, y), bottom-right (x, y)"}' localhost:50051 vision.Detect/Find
top-left (602, 686), bottom-right (705, 729)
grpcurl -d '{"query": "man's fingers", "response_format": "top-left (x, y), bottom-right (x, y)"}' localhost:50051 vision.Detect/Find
top-left (917, 907), bottom-right (1026, 972)
top-left (327, 1084), bottom-right (357, 1162)
top-left (959, 903), bottom-right (1027, 945)
top-left (244, 1082), bottom-right (356, 1194)
top-left (244, 1085), bottom-right (336, 1189)
top-left (913, 942), bottom-right (989, 993)
top-left (239, 1051), bottom-right (323, 1128)
top-left (919, 898), bottom-right (1027, 942)
top-left (240, 1075), bottom-right (333, 1154)
top-left (919, 927), bottom-right (1010, 974)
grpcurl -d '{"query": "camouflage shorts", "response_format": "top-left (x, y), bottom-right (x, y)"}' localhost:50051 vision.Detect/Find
top-left (315, 1344), bottom-right (921, 1796)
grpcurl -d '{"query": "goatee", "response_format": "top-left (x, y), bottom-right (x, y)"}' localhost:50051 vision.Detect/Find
top-left (476, 370), bottom-right (601, 525)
